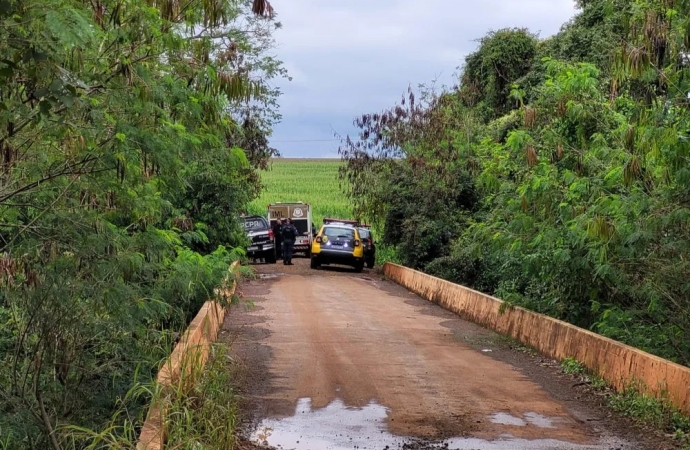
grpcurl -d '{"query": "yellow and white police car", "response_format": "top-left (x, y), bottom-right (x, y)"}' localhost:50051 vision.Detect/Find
top-left (310, 220), bottom-right (365, 272)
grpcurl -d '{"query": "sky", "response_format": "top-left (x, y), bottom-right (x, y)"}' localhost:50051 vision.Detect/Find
top-left (266, 0), bottom-right (579, 158)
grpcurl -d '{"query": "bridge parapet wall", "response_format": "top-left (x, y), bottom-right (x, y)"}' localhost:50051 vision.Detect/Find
top-left (383, 262), bottom-right (690, 415)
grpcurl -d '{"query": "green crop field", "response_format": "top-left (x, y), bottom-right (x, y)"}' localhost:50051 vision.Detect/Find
top-left (248, 158), bottom-right (354, 226)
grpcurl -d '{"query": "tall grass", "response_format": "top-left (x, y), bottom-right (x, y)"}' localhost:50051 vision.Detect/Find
top-left (64, 344), bottom-right (242, 450)
top-left (164, 344), bottom-right (240, 450)
top-left (560, 358), bottom-right (690, 447)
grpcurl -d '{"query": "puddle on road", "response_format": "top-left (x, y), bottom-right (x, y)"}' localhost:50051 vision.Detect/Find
top-left (488, 411), bottom-right (557, 429)
top-left (251, 397), bottom-right (393, 450)
top-left (258, 273), bottom-right (283, 280)
top-left (488, 412), bottom-right (527, 427)
top-left (524, 412), bottom-right (558, 429)
top-left (249, 398), bottom-right (608, 450)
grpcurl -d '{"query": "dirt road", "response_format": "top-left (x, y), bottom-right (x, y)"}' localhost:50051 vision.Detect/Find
top-left (221, 259), bottom-right (677, 450)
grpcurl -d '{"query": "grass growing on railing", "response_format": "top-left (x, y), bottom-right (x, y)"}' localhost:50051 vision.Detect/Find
top-left (60, 264), bottom-right (249, 450)
top-left (163, 343), bottom-right (240, 449)
top-left (609, 381), bottom-right (690, 444)
top-left (63, 381), bottom-right (158, 449)
top-left (65, 343), bottom-right (244, 450)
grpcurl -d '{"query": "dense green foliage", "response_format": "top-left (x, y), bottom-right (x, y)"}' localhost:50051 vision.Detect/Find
top-left (0, 0), bottom-right (284, 447)
top-left (460, 28), bottom-right (538, 120)
top-left (340, 0), bottom-right (690, 368)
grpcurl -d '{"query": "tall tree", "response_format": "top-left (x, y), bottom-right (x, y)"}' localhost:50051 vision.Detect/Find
top-left (0, 0), bottom-right (285, 447)
top-left (340, 0), bottom-right (690, 369)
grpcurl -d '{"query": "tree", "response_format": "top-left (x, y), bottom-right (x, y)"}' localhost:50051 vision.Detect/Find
top-left (338, 87), bottom-right (482, 268)
top-left (459, 28), bottom-right (538, 119)
top-left (340, 1), bottom-right (690, 368)
top-left (0, 0), bottom-right (285, 447)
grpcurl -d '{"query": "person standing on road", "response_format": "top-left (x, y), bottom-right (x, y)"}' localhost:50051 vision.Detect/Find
top-left (272, 219), bottom-right (283, 260)
top-left (281, 218), bottom-right (298, 265)
top-left (277, 218), bottom-right (287, 261)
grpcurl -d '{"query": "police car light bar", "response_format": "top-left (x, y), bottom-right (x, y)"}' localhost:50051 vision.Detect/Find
top-left (323, 217), bottom-right (359, 225)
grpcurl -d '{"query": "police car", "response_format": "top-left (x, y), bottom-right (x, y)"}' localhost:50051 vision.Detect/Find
top-left (357, 225), bottom-right (376, 268)
top-left (241, 215), bottom-right (276, 263)
top-left (310, 219), bottom-right (365, 272)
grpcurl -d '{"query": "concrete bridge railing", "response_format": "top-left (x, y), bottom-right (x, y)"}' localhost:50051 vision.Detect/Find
top-left (383, 262), bottom-right (690, 416)
top-left (136, 261), bottom-right (241, 450)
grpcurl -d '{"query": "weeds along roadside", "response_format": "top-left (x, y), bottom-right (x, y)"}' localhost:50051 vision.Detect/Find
top-left (65, 343), bottom-right (246, 450)
top-left (62, 264), bottom-right (254, 450)
top-left (163, 343), bottom-right (242, 450)
top-left (559, 357), bottom-right (690, 448)
top-left (156, 268), bottom-right (252, 450)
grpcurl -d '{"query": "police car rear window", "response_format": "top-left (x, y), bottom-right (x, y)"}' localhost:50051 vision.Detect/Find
top-left (323, 227), bottom-right (354, 238)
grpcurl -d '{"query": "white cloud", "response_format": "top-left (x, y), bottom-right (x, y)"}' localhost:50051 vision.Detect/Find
top-left (267, 0), bottom-right (579, 157)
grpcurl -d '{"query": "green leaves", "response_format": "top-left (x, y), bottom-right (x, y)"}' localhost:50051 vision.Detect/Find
top-left (0, 0), bottom-right (284, 447)
top-left (44, 9), bottom-right (96, 49)
top-left (342, 0), bottom-right (690, 370)
top-left (459, 28), bottom-right (539, 118)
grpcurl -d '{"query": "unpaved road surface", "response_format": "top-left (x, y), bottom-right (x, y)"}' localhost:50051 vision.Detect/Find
top-left (221, 259), bottom-right (680, 450)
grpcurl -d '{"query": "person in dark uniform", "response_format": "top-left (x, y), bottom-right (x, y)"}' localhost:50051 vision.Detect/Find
top-left (281, 218), bottom-right (298, 265)
top-left (272, 219), bottom-right (283, 260)
top-left (279, 218), bottom-right (288, 260)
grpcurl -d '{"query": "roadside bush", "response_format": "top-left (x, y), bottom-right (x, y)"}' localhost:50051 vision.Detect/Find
top-left (425, 253), bottom-right (481, 287)
top-left (484, 109), bottom-right (521, 143)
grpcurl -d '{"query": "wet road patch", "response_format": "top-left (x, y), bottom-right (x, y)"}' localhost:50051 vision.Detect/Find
top-left (248, 397), bottom-right (609, 450)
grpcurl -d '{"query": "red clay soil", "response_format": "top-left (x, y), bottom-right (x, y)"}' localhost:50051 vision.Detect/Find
top-left (220, 258), bottom-right (684, 450)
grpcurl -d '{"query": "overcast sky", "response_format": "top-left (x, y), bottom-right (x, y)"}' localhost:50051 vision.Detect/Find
top-left (267, 0), bottom-right (579, 158)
